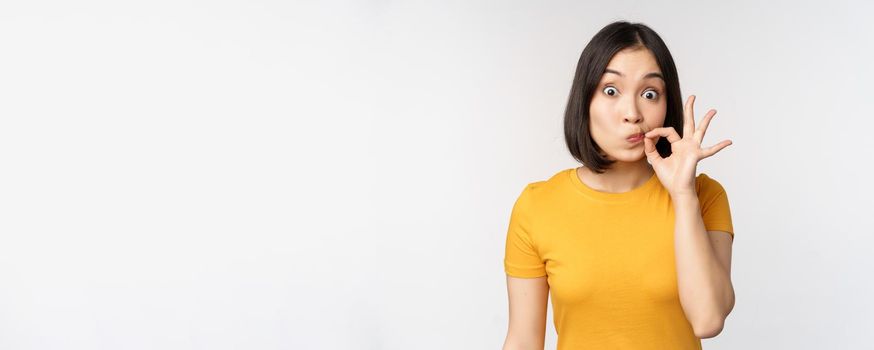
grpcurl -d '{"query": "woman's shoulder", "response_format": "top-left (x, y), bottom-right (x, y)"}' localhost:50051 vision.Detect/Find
top-left (695, 172), bottom-right (728, 196)
top-left (516, 167), bottom-right (576, 201)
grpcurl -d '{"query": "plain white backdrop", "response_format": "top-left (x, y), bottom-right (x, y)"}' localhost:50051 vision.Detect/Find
top-left (1, 1), bottom-right (872, 349)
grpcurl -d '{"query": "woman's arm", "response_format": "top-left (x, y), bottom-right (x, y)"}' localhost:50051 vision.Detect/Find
top-left (672, 194), bottom-right (735, 339)
top-left (642, 95), bottom-right (735, 339)
top-left (503, 275), bottom-right (549, 350)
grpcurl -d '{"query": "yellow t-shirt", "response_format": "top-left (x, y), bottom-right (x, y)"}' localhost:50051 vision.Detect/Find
top-left (504, 167), bottom-right (734, 349)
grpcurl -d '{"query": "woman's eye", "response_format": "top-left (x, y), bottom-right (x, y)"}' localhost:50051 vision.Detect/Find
top-left (643, 90), bottom-right (659, 100)
top-left (603, 86), bottom-right (618, 96)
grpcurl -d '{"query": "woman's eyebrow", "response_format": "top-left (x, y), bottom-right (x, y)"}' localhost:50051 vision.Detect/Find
top-left (604, 69), bottom-right (665, 81)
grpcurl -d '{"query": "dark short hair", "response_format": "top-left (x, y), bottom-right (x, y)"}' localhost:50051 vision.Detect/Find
top-left (564, 21), bottom-right (684, 174)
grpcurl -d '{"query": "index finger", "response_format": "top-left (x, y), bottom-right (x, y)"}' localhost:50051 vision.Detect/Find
top-left (684, 95), bottom-right (696, 138)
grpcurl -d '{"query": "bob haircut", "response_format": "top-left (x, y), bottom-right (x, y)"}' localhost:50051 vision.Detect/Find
top-left (564, 21), bottom-right (684, 174)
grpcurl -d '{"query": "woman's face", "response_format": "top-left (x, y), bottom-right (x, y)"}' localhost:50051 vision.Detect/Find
top-left (588, 47), bottom-right (667, 162)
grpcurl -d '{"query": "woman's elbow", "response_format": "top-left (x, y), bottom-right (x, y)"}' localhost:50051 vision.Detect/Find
top-left (502, 333), bottom-right (545, 350)
top-left (694, 318), bottom-right (725, 339)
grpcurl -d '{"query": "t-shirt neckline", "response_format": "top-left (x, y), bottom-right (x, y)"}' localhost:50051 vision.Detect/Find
top-left (567, 167), bottom-right (660, 203)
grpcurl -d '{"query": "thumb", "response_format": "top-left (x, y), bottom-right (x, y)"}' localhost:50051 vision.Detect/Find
top-left (643, 136), bottom-right (661, 165)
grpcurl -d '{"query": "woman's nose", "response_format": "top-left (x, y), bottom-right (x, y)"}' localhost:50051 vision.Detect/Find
top-left (622, 97), bottom-right (643, 124)
top-left (624, 114), bottom-right (642, 124)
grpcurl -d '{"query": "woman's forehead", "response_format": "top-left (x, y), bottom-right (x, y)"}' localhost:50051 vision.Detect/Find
top-left (604, 48), bottom-right (662, 78)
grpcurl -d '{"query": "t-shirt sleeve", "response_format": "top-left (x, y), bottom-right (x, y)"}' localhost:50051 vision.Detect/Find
top-left (503, 184), bottom-right (547, 278)
top-left (696, 174), bottom-right (735, 239)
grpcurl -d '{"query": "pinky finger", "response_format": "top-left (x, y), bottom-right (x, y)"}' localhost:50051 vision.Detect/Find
top-left (701, 140), bottom-right (733, 159)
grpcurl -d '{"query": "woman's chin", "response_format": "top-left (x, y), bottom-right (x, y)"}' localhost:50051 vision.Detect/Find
top-left (606, 149), bottom-right (646, 163)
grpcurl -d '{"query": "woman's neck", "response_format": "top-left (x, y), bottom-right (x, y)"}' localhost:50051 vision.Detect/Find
top-left (576, 160), bottom-right (654, 193)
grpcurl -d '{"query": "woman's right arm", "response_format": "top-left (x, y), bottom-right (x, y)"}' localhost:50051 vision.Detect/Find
top-left (502, 275), bottom-right (549, 350)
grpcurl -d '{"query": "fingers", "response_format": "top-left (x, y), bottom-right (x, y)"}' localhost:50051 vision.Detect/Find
top-left (684, 95), bottom-right (696, 137)
top-left (645, 126), bottom-right (682, 143)
top-left (701, 139), bottom-right (733, 159)
top-left (643, 135), bottom-right (662, 165)
top-left (695, 109), bottom-right (717, 144)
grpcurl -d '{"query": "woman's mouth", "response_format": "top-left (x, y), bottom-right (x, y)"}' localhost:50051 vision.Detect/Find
top-left (627, 133), bottom-right (644, 143)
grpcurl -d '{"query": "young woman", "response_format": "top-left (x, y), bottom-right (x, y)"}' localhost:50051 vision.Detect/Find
top-left (503, 21), bottom-right (735, 349)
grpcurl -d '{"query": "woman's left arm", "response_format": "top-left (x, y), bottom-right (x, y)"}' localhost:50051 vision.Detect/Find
top-left (672, 194), bottom-right (735, 339)
top-left (642, 94), bottom-right (735, 339)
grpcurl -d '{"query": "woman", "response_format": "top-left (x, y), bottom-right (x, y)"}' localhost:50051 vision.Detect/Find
top-left (503, 21), bottom-right (735, 349)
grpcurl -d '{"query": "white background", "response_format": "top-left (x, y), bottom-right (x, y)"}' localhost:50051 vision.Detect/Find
top-left (1, 1), bottom-right (872, 349)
